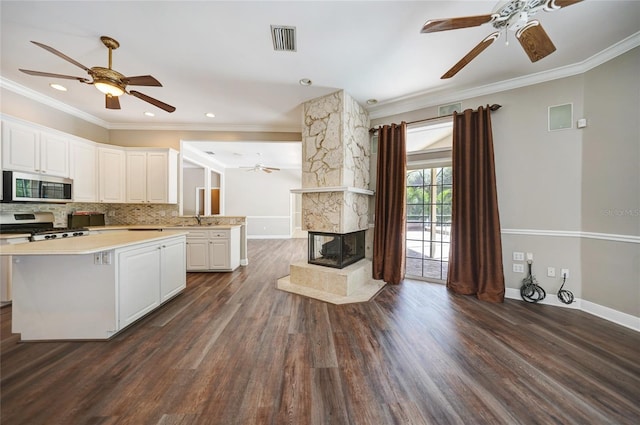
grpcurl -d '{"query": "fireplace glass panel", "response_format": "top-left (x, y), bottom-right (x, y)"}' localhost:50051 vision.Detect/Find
top-left (308, 230), bottom-right (365, 269)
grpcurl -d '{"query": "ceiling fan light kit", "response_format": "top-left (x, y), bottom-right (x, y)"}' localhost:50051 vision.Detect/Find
top-left (421, 0), bottom-right (582, 78)
top-left (19, 35), bottom-right (176, 113)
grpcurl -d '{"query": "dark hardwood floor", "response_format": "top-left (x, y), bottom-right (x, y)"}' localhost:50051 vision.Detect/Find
top-left (1, 239), bottom-right (639, 425)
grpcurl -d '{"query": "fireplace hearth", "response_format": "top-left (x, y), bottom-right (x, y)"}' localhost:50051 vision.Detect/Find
top-left (309, 230), bottom-right (365, 269)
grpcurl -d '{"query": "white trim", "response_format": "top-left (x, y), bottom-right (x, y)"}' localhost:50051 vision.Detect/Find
top-left (247, 235), bottom-right (292, 240)
top-left (501, 228), bottom-right (640, 244)
top-left (581, 300), bottom-right (640, 332)
top-left (0, 77), bottom-right (110, 128)
top-left (290, 186), bottom-right (374, 195)
top-left (368, 31), bottom-right (640, 120)
top-left (505, 289), bottom-right (639, 332)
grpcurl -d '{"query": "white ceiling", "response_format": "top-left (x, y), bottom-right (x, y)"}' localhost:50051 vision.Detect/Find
top-left (1, 0), bottom-right (639, 168)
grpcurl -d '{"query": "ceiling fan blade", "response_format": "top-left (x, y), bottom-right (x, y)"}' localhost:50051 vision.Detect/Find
top-left (421, 14), bottom-right (494, 33)
top-left (30, 41), bottom-right (90, 72)
top-left (264, 167), bottom-right (280, 171)
top-left (129, 90), bottom-right (176, 113)
top-left (19, 69), bottom-right (89, 82)
top-left (264, 169), bottom-right (273, 173)
top-left (122, 75), bottom-right (162, 86)
top-left (105, 95), bottom-right (121, 110)
top-left (516, 21), bottom-right (556, 62)
top-left (549, 0), bottom-right (583, 8)
top-left (441, 32), bottom-right (499, 79)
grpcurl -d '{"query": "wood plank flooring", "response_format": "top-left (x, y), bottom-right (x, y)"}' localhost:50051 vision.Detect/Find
top-left (1, 238), bottom-right (639, 425)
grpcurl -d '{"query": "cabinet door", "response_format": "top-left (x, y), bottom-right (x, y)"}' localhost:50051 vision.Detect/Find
top-left (146, 151), bottom-right (168, 203)
top-left (70, 141), bottom-right (97, 202)
top-left (186, 239), bottom-right (209, 271)
top-left (98, 147), bottom-right (125, 203)
top-left (40, 133), bottom-right (69, 177)
top-left (1, 121), bottom-right (39, 172)
top-left (161, 238), bottom-right (186, 302)
top-left (209, 239), bottom-right (230, 270)
top-left (118, 244), bottom-right (161, 329)
top-left (126, 151), bottom-right (147, 203)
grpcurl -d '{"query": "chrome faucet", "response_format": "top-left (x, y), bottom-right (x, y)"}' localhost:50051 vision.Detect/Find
top-left (194, 214), bottom-right (202, 225)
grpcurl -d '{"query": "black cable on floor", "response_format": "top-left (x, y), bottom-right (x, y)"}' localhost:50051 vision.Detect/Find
top-left (557, 273), bottom-right (574, 304)
top-left (520, 261), bottom-right (546, 303)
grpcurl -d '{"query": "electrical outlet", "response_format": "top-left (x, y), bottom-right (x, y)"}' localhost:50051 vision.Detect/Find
top-left (513, 251), bottom-right (524, 261)
top-left (513, 263), bottom-right (524, 273)
top-left (94, 252), bottom-right (102, 265)
top-left (561, 268), bottom-right (570, 278)
top-left (526, 252), bottom-right (533, 261)
top-left (547, 267), bottom-right (556, 277)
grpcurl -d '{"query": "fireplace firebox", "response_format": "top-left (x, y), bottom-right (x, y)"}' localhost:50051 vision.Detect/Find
top-left (308, 230), bottom-right (365, 269)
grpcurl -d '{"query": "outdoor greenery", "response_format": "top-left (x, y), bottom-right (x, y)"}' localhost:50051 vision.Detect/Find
top-left (406, 167), bottom-right (452, 225)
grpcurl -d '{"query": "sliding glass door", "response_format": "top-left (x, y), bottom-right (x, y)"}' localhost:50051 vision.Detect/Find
top-left (406, 166), bottom-right (452, 282)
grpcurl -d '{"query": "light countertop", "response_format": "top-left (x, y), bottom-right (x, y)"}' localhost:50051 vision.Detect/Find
top-left (89, 224), bottom-right (242, 231)
top-left (0, 230), bottom-right (188, 256)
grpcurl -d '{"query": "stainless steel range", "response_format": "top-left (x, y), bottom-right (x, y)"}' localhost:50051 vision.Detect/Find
top-left (0, 211), bottom-right (89, 241)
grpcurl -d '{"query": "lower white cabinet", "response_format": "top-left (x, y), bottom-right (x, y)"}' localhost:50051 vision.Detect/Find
top-left (118, 236), bottom-right (186, 329)
top-left (183, 227), bottom-right (240, 272)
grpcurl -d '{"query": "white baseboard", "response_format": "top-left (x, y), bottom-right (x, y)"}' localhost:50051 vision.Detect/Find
top-left (247, 235), bottom-right (292, 239)
top-left (505, 288), bottom-right (639, 332)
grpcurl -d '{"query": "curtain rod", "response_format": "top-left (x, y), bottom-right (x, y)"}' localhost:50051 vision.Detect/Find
top-left (368, 103), bottom-right (502, 134)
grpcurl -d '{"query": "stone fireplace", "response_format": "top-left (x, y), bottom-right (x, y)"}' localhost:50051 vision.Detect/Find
top-left (277, 90), bottom-right (385, 304)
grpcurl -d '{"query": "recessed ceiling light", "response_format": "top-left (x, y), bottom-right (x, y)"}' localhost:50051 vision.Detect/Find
top-left (205, 112), bottom-right (216, 118)
top-left (50, 83), bottom-right (67, 91)
top-left (366, 99), bottom-right (378, 105)
top-left (299, 78), bottom-right (312, 86)
top-left (144, 111), bottom-right (155, 117)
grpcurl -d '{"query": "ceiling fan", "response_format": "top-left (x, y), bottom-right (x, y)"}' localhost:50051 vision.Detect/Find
top-left (241, 164), bottom-right (281, 173)
top-left (421, 0), bottom-right (583, 79)
top-left (19, 36), bottom-right (176, 113)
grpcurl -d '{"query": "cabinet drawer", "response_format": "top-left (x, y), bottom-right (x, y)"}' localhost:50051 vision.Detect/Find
top-left (210, 230), bottom-right (229, 239)
top-left (185, 229), bottom-right (209, 238)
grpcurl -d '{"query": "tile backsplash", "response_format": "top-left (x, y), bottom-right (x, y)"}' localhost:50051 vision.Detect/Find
top-left (0, 203), bottom-right (245, 227)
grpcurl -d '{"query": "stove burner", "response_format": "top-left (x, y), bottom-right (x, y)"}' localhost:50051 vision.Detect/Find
top-left (29, 228), bottom-right (90, 242)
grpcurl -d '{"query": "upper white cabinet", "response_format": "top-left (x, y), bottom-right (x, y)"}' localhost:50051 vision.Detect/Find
top-left (126, 149), bottom-right (178, 204)
top-left (1, 120), bottom-right (69, 177)
top-left (98, 146), bottom-right (126, 203)
top-left (70, 140), bottom-right (97, 202)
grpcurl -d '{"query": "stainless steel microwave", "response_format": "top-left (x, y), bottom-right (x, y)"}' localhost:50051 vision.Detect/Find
top-left (2, 170), bottom-right (73, 203)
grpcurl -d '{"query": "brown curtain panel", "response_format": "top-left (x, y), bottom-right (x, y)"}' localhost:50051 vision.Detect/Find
top-left (373, 122), bottom-right (407, 285)
top-left (447, 106), bottom-right (505, 302)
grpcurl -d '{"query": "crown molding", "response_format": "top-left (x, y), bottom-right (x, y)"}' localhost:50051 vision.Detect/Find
top-left (0, 76), bottom-right (111, 128)
top-left (107, 122), bottom-right (301, 133)
top-left (368, 31), bottom-right (640, 120)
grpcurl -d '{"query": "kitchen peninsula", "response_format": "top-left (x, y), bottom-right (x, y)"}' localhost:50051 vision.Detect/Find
top-left (0, 230), bottom-right (187, 341)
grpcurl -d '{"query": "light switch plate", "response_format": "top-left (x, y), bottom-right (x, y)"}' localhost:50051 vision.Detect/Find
top-left (513, 252), bottom-right (524, 261)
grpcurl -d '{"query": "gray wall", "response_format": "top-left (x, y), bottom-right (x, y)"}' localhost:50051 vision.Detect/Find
top-left (581, 48), bottom-right (640, 316)
top-left (372, 47), bottom-right (639, 318)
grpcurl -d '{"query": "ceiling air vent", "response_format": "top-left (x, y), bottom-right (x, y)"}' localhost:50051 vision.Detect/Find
top-left (271, 25), bottom-right (296, 52)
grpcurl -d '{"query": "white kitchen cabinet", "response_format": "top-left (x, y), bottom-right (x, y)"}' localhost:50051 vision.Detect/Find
top-left (0, 235), bottom-right (30, 303)
top-left (118, 242), bottom-right (162, 329)
top-left (118, 236), bottom-right (186, 329)
top-left (209, 238), bottom-right (230, 269)
top-left (1, 120), bottom-right (69, 177)
top-left (161, 237), bottom-right (187, 302)
top-left (98, 146), bottom-right (126, 203)
top-left (186, 237), bottom-right (209, 270)
top-left (70, 139), bottom-right (97, 202)
top-left (181, 227), bottom-right (240, 272)
top-left (126, 149), bottom-right (178, 204)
